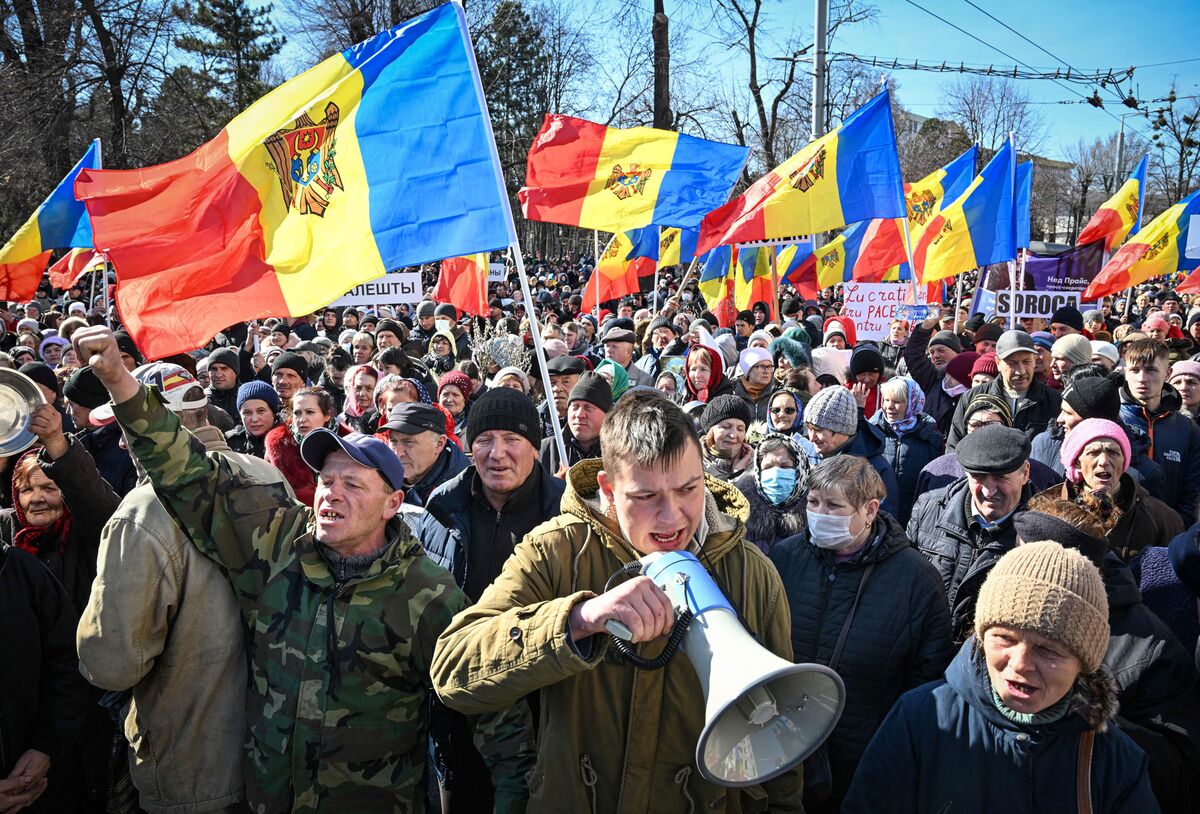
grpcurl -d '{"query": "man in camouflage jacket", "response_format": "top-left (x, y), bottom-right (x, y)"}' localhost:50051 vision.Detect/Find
top-left (74, 326), bottom-right (534, 813)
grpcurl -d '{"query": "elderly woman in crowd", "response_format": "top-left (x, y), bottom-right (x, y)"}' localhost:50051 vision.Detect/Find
top-left (682, 344), bottom-right (732, 404)
top-left (1168, 359), bottom-right (1200, 422)
top-left (594, 358), bottom-right (629, 400)
top-left (733, 432), bottom-right (811, 553)
top-left (870, 376), bottom-right (943, 524)
top-left (798, 385), bottom-right (900, 518)
top-left (226, 381), bottom-right (281, 457)
top-left (490, 366), bottom-right (530, 394)
top-left (337, 363), bottom-right (378, 432)
top-left (437, 370), bottom-right (472, 436)
top-left (732, 346), bottom-right (779, 422)
top-left (698, 394), bottom-right (754, 479)
top-left (654, 369), bottom-right (684, 399)
top-left (1042, 417), bottom-right (1182, 562)
top-left (769, 456), bottom-right (952, 811)
top-left (766, 387), bottom-right (805, 435)
top-left (844, 542), bottom-right (1157, 813)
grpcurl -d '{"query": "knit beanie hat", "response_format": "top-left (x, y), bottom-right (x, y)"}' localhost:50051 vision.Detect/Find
top-left (375, 318), bottom-right (405, 340)
top-left (974, 542), bottom-right (1110, 672)
top-left (738, 347), bottom-right (773, 377)
top-left (1052, 334), bottom-right (1093, 367)
top-left (1170, 360), bottom-right (1200, 382)
top-left (437, 370), bottom-right (473, 400)
top-left (1060, 417), bottom-right (1130, 483)
top-left (1050, 306), bottom-right (1085, 332)
top-left (803, 385), bottom-right (858, 436)
top-left (63, 366), bottom-right (109, 409)
top-left (416, 301), bottom-right (436, 318)
top-left (973, 322), bottom-right (1004, 345)
top-left (648, 316), bottom-right (677, 336)
top-left (944, 351), bottom-right (979, 387)
top-left (824, 319), bottom-right (848, 344)
top-left (962, 392), bottom-right (1013, 426)
top-left (1062, 377), bottom-right (1120, 422)
top-left (849, 345), bottom-right (884, 378)
top-left (569, 371), bottom-right (613, 413)
top-left (270, 351), bottom-right (309, 382)
top-left (19, 362), bottom-right (59, 397)
top-left (1030, 331), bottom-right (1054, 351)
top-left (770, 336), bottom-right (811, 369)
top-left (970, 353), bottom-right (998, 379)
top-left (464, 386), bottom-right (541, 451)
top-left (236, 380), bottom-right (281, 414)
top-left (929, 330), bottom-right (963, 353)
top-left (208, 346), bottom-right (239, 373)
top-left (700, 394), bottom-right (753, 434)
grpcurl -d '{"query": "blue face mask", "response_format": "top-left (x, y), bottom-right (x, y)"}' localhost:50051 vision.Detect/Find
top-left (760, 466), bottom-right (798, 505)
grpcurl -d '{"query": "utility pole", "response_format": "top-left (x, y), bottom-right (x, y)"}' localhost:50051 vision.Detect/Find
top-left (1115, 119), bottom-right (1126, 182)
top-left (653, 0), bottom-right (672, 129)
top-left (812, 0), bottom-right (827, 139)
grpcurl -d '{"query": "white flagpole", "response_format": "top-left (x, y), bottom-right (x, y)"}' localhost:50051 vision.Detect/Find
top-left (953, 271), bottom-right (965, 334)
top-left (462, 20), bottom-right (569, 468)
top-left (652, 226), bottom-right (662, 311)
top-left (593, 229), bottom-right (601, 320)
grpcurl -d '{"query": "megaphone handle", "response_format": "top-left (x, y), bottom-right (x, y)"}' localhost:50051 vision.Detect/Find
top-left (608, 608), bottom-right (694, 671)
top-left (605, 619), bottom-right (635, 641)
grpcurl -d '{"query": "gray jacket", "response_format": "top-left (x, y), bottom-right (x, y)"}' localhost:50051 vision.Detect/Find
top-left (76, 425), bottom-right (294, 814)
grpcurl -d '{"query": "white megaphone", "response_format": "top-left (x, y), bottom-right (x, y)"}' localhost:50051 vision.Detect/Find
top-left (607, 550), bottom-right (845, 788)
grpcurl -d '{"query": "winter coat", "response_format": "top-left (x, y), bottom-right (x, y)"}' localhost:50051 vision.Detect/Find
top-left (206, 384), bottom-right (240, 428)
top-left (946, 375), bottom-right (1062, 450)
top-left (903, 323), bottom-right (959, 435)
top-left (869, 412), bottom-right (944, 524)
top-left (907, 477), bottom-right (1033, 641)
top-left (1132, 522), bottom-right (1200, 660)
top-left (0, 546), bottom-right (89, 808)
top-left (1096, 552), bottom-right (1200, 813)
top-left (430, 458), bottom-right (805, 813)
top-left (403, 440), bottom-right (469, 507)
top-left (768, 513), bottom-right (953, 804)
top-left (842, 643), bottom-right (1160, 813)
top-left (731, 437), bottom-right (808, 553)
top-left (110, 387), bottom-right (533, 813)
top-left (539, 428), bottom-right (600, 475)
top-left (77, 421), bottom-right (138, 497)
top-left (224, 422), bottom-right (272, 458)
top-left (416, 464), bottom-right (565, 598)
top-left (798, 419), bottom-right (902, 519)
top-left (1120, 384), bottom-right (1200, 524)
top-left (0, 437), bottom-right (120, 613)
top-left (1031, 423), bottom-right (1167, 498)
top-left (914, 450), bottom-right (1062, 497)
top-left (76, 425), bottom-right (292, 814)
top-left (731, 377), bottom-right (779, 423)
top-left (701, 439), bottom-right (753, 480)
top-left (1035, 475), bottom-right (1182, 563)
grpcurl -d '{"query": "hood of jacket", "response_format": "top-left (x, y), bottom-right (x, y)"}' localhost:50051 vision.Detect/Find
top-left (946, 638), bottom-right (1120, 732)
top-left (562, 457), bottom-right (749, 564)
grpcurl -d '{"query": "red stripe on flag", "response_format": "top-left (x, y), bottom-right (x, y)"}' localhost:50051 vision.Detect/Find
top-left (0, 252), bottom-right (52, 301)
top-left (695, 171), bottom-right (782, 254)
top-left (1076, 208), bottom-right (1122, 248)
top-left (854, 219), bottom-right (908, 283)
top-left (78, 130), bottom-right (286, 359)
top-left (912, 213), bottom-right (946, 282)
top-left (433, 256), bottom-right (489, 317)
top-left (48, 248), bottom-right (102, 291)
top-left (1082, 243), bottom-right (1149, 301)
top-left (518, 115), bottom-right (608, 227)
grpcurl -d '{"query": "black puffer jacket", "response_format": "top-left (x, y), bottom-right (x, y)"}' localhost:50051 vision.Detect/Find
top-left (907, 477), bottom-right (1034, 642)
top-left (868, 412), bottom-right (944, 525)
top-left (1101, 553), bottom-right (1200, 814)
top-left (946, 375), bottom-right (1062, 450)
top-left (768, 512), bottom-right (954, 806)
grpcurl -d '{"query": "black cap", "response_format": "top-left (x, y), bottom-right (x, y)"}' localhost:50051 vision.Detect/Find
top-left (568, 371), bottom-right (613, 413)
top-left (1050, 306), bottom-right (1084, 332)
top-left (929, 330), bottom-right (962, 353)
top-left (849, 345), bottom-right (884, 377)
top-left (19, 362), bottom-right (60, 397)
top-left (547, 355), bottom-right (586, 375)
top-left (1062, 376), bottom-right (1121, 422)
top-left (376, 318), bottom-right (405, 339)
top-left (270, 351), bottom-right (309, 382)
top-left (956, 424), bottom-right (1030, 475)
top-left (464, 387), bottom-right (541, 451)
top-left (700, 394), bottom-right (753, 434)
top-left (208, 346), bottom-right (239, 373)
top-left (973, 322), bottom-right (1004, 344)
top-left (64, 366), bottom-right (108, 409)
top-left (382, 402), bottom-right (447, 435)
top-left (648, 316), bottom-right (677, 336)
top-left (434, 303), bottom-right (457, 320)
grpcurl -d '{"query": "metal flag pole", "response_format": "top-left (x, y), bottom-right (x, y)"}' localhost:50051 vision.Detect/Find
top-left (462, 27), bottom-right (569, 467)
top-left (593, 229), bottom-right (601, 320)
top-left (769, 245), bottom-right (780, 323)
top-left (953, 271), bottom-right (965, 333)
top-left (652, 226), bottom-right (662, 311)
top-left (1009, 132), bottom-right (1019, 331)
top-left (92, 137), bottom-right (113, 328)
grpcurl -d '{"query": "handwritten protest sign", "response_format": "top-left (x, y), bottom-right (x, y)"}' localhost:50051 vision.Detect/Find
top-left (840, 282), bottom-right (924, 341)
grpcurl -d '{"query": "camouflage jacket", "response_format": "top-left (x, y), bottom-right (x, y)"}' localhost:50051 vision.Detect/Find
top-left (114, 387), bottom-right (533, 813)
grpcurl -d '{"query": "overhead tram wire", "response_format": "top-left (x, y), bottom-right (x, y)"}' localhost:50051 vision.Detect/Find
top-left (900, 0), bottom-right (1155, 140)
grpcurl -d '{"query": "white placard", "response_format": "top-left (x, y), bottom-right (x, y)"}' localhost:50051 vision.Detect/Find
top-left (1186, 215), bottom-right (1200, 260)
top-left (488, 262), bottom-right (507, 282)
top-left (330, 272), bottom-right (422, 307)
top-left (996, 289), bottom-right (1081, 320)
top-left (840, 282), bottom-right (924, 341)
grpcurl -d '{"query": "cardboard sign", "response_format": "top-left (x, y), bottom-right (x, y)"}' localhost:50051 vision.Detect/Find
top-left (840, 282), bottom-right (925, 341)
top-left (995, 289), bottom-right (1082, 320)
top-left (331, 272), bottom-right (422, 307)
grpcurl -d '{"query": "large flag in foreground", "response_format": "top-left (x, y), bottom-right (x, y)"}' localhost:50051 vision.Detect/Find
top-left (433, 254), bottom-right (490, 317)
top-left (0, 140), bottom-right (99, 299)
top-left (76, 3), bottom-right (514, 358)
top-left (1077, 155), bottom-right (1148, 252)
top-left (697, 90), bottom-right (905, 254)
top-left (904, 145), bottom-right (978, 243)
top-left (519, 115), bottom-right (748, 232)
top-left (914, 139), bottom-right (1017, 283)
top-left (1085, 190), bottom-right (1200, 300)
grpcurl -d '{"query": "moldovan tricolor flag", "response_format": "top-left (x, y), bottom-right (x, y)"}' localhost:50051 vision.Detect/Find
top-left (76, 3), bottom-right (515, 358)
top-left (696, 90), bottom-right (906, 254)
top-left (733, 246), bottom-right (775, 316)
top-left (778, 240), bottom-right (818, 299)
top-left (698, 245), bottom-right (736, 326)
top-left (48, 248), bottom-right (105, 290)
top-left (792, 218), bottom-right (910, 290)
top-left (1086, 190), bottom-right (1200, 300)
top-left (658, 227), bottom-right (698, 268)
top-left (914, 139), bottom-right (1017, 284)
top-left (0, 140), bottom-right (99, 300)
top-left (904, 145), bottom-right (978, 245)
top-left (581, 231), bottom-right (656, 311)
top-left (433, 254), bottom-right (490, 317)
top-left (1077, 154), bottom-right (1148, 252)
top-left (519, 115), bottom-right (748, 232)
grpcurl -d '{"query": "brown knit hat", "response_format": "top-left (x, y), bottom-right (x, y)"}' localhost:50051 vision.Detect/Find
top-left (974, 542), bottom-right (1109, 672)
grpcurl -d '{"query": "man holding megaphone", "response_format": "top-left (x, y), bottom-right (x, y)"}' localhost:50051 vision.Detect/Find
top-left (433, 390), bottom-right (811, 813)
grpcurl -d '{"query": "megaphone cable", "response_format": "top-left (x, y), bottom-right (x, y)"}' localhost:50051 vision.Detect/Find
top-left (603, 561), bottom-right (695, 671)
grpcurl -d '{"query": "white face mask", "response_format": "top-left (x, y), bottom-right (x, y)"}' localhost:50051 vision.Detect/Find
top-left (807, 510), bottom-right (859, 550)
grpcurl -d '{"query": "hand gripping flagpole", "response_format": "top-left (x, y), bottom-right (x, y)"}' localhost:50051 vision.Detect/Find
top-left (462, 13), bottom-right (569, 468)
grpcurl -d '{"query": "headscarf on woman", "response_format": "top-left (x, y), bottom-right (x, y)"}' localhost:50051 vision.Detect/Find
top-left (683, 345), bottom-right (726, 403)
top-left (341, 364), bottom-right (379, 418)
top-left (880, 376), bottom-right (926, 436)
top-left (595, 359), bottom-right (629, 400)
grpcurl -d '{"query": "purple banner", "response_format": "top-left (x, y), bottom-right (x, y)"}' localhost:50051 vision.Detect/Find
top-left (984, 241), bottom-right (1106, 293)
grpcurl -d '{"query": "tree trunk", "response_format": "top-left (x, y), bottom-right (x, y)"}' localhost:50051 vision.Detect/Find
top-left (652, 0), bottom-right (671, 130)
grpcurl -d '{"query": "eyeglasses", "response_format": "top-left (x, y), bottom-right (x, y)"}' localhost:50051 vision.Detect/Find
top-left (770, 407), bottom-right (797, 415)
top-left (752, 363), bottom-right (776, 372)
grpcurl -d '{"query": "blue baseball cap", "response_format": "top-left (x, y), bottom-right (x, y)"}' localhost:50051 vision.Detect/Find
top-left (300, 429), bottom-right (405, 491)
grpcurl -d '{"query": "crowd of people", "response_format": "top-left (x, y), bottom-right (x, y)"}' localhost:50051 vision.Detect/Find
top-left (2, 260), bottom-right (1199, 813)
